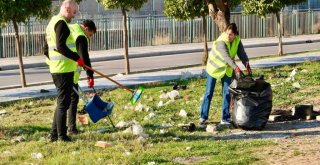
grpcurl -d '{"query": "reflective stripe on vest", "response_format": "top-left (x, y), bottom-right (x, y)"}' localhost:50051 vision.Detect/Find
top-left (206, 32), bottom-right (240, 79)
top-left (48, 43), bottom-right (76, 51)
top-left (69, 24), bottom-right (89, 84)
top-left (45, 15), bottom-right (76, 73)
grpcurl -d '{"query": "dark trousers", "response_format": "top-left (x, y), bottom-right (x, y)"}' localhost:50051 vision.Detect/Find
top-left (51, 72), bottom-right (74, 138)
top-left (68, 83), bottom-right (79, 131)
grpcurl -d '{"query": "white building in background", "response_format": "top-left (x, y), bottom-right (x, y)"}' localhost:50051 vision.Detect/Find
top-left (51, 0), bottom-right (165, 17)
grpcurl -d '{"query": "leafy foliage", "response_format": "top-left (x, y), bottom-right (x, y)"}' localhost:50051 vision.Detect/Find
top-left (0, 0), bottom-right (51, 24)
top-left (97, 0), bottom-right (148, 11)
top-left (164, 0), bottom-right (208, 20)
top-left (241, 0), bottom-right (307, 16)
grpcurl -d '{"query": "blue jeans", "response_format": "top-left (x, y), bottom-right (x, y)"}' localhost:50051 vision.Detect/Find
top-left (200, 73), bottom-right (232, 121)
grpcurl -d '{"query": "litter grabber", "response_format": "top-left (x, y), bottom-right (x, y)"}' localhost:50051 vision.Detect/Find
top-left (73, 86), bottom-right (115, 128)
top-left (82, 64), bottom-right (144, 105)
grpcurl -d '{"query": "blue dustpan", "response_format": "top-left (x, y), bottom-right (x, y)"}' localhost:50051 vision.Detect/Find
top-left (85, 94), bottom-right (113, 123)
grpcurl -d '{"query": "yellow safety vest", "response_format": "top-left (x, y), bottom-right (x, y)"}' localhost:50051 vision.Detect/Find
top-left (69, 24), bottom-right (89, 84)
top-left (45, 15), bottom-right (76, 73)
top-left (206, 32), bottom-right (240, 79)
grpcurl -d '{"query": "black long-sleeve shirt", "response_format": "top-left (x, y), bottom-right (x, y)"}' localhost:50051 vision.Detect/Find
top-left (44, 20), bottom-right (79, 61)
top-left (76, 36), bottom-right (94, 78)
top-left (216, 40), bottom-right (249, 69)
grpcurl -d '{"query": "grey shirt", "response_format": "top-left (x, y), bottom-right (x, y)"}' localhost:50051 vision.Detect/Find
top-left (216, 40), bottom-right (249, 69)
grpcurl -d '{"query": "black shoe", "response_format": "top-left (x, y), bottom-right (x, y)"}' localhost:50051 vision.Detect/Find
top-left (59, 136), bottom-right (72, 142)
top-left (67, 128), bottom-right (79, 135)
top-left (48, 134), bottom-right (58, 142)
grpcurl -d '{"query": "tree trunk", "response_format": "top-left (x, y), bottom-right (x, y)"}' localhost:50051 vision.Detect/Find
top-left (122, 8), bottom-right (130, 74)
top-left (201, 14), bottom-right (208, 65)
top-left (13, 20), bottom-right (27, 87)
top-left (276, 12), bottom-right (283, 56)
top-left (207, 0), bottom-right (230, 32)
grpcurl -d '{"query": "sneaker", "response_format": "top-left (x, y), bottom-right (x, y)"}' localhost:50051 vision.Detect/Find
top-left (59, 136), bottom-right (72, 142)
top-left (48, 134), bottom-right (58, 142)
top-left (67, 128), bottom-right (79, 135)
top-left (198, 118), bottom-right (207, 128)
top-left (220, 119), bottom-right (232, 125)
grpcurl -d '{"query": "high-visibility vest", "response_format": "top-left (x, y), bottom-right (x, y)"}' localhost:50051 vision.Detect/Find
top-left (45, 15), bottom-right (76, 73)
top-left (69, 24), bottom-right (89, 84)
top-left (206, 32), bottom-right (240, 79)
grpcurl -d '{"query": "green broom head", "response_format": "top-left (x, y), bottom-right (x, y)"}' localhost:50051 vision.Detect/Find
top-left (130, 86), bottom-right (144, 105)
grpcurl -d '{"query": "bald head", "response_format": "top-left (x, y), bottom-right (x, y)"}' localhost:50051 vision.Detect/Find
top-left (59, 0), bottom-right (77, 22)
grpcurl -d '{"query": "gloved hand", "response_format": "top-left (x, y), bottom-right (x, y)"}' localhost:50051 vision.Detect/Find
top-left (246, 62), bottom-right (252, 77)
top-left (235, 66), bottom-right (244, 80)
top-left (87, 77), bottom-right (94, 88)
top-left (77, 58), bottom-right (84, 67)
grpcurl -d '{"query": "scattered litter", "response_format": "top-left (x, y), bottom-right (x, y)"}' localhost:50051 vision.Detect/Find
top-left (124, 150), bottom-right (131, 156)
top-left (11, 136), bottom-right (25, 143)
top-left (159, 129), bottom-right (166, 134)
top-left (38, 137), bottom-right (46, 141)
top-left (173, 137), bottom-right (181, 141)
top-left (96, 128), bottom-right (109, 133)
top-left (206, 124), bottom-right (217, 133)
top-left (301, 69), bottom-right (308, 73)
top-left (124, 106), bottom-right (129, 110)
top-left (72, 151), bottom-right (80, 155)
top-left (155, 123), bottom-right (173, 128)
top-left (289, 69), bottom-right (297, 77)
top-left (95, 141), bottom-right (114, 148)
top-left (148, 161), bottom-right (156, 165)
top-left (134, 103), bottom-right (144, 112)
top-left (29, 102), bottom-right (34, 106)
top-left (132, 124), bottom-right (144, 135)
top-left (173, 83), bottom-right (187, 90)
top-left (157, 101), bottom-right (164, 107)
top-left (186, 147), bottom-right (192, 151)
top-left (143, 95), bottom-right (148, 99)
top-left (0, 110), bottom-right (7, 115)
top-left (144, 113), bottom-right (157, 120)
top-left (145, 106), bottom-right (152, 112)
top-left (167, 90), bottom-right (180, 100)
top-left (116, 121), bottom-right (130, 128)
top-left (292, 82), bottom-right (301, 89)
top-left (40, 89), bottom-right (49, 93)
top-left (31, 153), bottom-right (43, 159)
top-left (77, 115), bottom-right (89, 125)
top-left (179, 109), bottom-right (188, 117)
top-left (164, 100), bottom-right (174, 105)
top-left (184, 95), bottom-right (190, 101)
top-left (178, 123), bottom-right (195, 132)
top-left (159, 93), bottom-right (168, 99)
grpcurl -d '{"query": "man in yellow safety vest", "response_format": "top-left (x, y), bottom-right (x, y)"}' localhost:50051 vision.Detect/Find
top-left (45, 0), bottom-right (84, 142)
top-left (199, 23), bottom-right (252, 126)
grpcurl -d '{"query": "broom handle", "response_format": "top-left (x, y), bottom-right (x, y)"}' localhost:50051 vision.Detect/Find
top-left (83, 64), bottom-right (133, 93)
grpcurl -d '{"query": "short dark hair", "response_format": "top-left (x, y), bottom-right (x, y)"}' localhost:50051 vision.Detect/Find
top-left (82, 19), bottom-right (96, 34)
top-left (226, 23), bottom-right (239, 35)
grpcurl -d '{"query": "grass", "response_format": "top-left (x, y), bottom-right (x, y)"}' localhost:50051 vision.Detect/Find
top-left (1, 61), bottom-right (320, 164)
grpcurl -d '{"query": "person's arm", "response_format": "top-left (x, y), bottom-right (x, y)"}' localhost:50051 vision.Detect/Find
top-left (54, 20), bottom-right (79, 61)
top-left (216, 41), bottom-right (238, 69)
top-left (237, 41), bottom-right (249, 66)
top-left (76, 36), bottom-right (94, 78)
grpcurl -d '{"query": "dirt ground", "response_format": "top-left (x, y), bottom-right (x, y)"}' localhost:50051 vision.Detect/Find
top-left (211, 120), bottom-right (320, 164)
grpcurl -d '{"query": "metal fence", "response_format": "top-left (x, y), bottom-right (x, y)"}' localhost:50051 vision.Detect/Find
top-left (0, 10), bottom-right (320, 58)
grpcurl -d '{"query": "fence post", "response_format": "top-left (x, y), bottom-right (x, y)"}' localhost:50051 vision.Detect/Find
top-left (27, 20), bottom-right (32, 56)
top-left (0, 28), bottom-right (2, 58)
top-left (103, 18), bottom-right (109, 50)
top-left (189, 19), bottom-right (194, 43)
top-left (127, 16), bottom-right (131, 47)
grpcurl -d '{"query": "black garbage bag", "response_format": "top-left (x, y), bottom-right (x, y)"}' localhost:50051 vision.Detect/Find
top-left (229, 76), bottom-right (272, 130)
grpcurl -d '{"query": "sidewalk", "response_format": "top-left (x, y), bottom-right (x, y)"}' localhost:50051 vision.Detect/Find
top-left (0, 34), bottom-right (320, 71)
top-left (1, 51), bottom-right (320, 104)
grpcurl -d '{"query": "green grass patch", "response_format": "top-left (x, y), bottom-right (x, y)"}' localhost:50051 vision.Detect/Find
top-left (1, 61), bottom-right (320, 164)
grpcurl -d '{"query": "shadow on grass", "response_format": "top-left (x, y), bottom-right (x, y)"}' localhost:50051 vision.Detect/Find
top-left (146, 121), bottom-right (320, 142)
top-left (1, 125), bottom-right (51, 137)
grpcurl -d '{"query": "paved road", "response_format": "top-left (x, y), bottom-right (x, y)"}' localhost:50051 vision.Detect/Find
top-left (0, 42), bottom-right (318, 88)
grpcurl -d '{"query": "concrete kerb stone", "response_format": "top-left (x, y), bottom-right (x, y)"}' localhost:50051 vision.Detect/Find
top-left (1, 37), bottom-right (319, 71)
